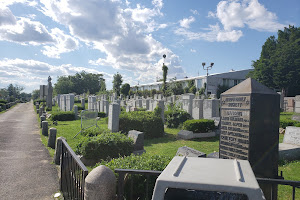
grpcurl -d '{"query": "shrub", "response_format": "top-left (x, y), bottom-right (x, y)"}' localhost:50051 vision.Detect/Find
top-left (119, 111), bottom-right (164, 139)
top-left (77, 105), bottom-right (84, 110)
top-left (81, 128), bottom-right (110, 137)
top-left (280, 119), bottom-right (298, 129)
top-left (98, 112), bottom-right (106, 118)
top-left (0, 99), bottom-right (7, 104)
top-left (76, 132), bottom-right (134, 160)
top-left (295, 123), bottom-right (300, 127)
top-left (50, 111), bottom-right (75, 121)
top-left (164, 104), bottom-right (190, 128)
top-left (99, 154), bottom-right (171, 200)
top-left (33, 99), bottom-right (46, 105)
top-left (183, 119), bottom-right (215, 133)
top-left (46, 107), bottom-right (52, 111)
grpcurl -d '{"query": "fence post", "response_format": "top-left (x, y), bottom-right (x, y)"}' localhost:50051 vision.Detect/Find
top-left (84, 165), bottom-right (116, 200)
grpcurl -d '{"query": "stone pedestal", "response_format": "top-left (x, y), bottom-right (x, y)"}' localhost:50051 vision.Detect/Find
top-left (108, 103), bottom-right (120, 132)
top-left (219, 78), bottom-right (279, 200)
top-left (48, 128), bottom-right (57, 149)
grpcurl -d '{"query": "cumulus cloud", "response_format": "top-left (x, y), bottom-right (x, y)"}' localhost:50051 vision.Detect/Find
top-left (179, 16), bottom-right (195, 29)
top-left (214, 0), bottom-right (286, 32)
top-left (39, 0), bottom-right (185, 85)
top-left (0, 58), bottom-right (108, 92)
top-left (190, 49), bottom-right (196, 53)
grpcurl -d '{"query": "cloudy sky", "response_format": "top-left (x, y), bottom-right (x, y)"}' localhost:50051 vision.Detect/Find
top-left (0, 0), bottom-right (299, 93)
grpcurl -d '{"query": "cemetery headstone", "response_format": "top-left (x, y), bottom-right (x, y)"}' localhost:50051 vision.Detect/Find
top-left (74, 105), bottom-right (78, 120)
top-left (48, 128), bottom-right (57, 149)
top-left (279, 126), bottom-right (300, 161)
top-left (295, 95), bottom-right (300, 113)
top-left (54, 137), bottom-right (65, 165)
top-left (40, 115), bottom-right (46, 128)
top-left (176, 146), bottom-right (206, 157)
top-left (108, 103), bottom-right (120, 132)
top-left (203, 99), bottom-right (220, 119)
top-left (219, 78), bottom-right (279, 200)
top-left (128, 130), bottom-right (144, 152)
top-left (42, 121), bottom-right (48, 136)
top-left (81, 98), bottom-right (85, 109)
top-left (192, 99), bottom-right (203, 119)
top-left (46, 76), bottom-right (53, 109)
top-left (182, 93), bottom-right (194, 116)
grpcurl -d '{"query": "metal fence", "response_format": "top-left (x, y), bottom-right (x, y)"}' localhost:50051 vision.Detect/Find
top-left (115, 169), bottom-right (300, 200)
top-left (73, 110), bottom-right (99, 138)
top-left (61, 139), bottom-right (88, 200)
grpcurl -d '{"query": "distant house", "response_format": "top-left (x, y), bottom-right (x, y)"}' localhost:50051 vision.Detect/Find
top-left (131, 69), bottom-right (253, 95)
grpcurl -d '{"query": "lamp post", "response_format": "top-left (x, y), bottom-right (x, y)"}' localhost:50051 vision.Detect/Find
top-left (202, 62), bottom-right (214, 96)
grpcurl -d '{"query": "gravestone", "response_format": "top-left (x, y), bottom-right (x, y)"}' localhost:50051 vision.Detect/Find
top-left (57, 94), bottom-right (61, 108)
top-left (128, 130), bottom-right (145, 152)
top-left (81, 98), bottom-right (85, 109)
top-left (203, 99), bottom-right (220, 119)
top-left (295, 95), bottom-right (300, 113)
top-left (54, 137), bottom-right (65, 165)
top-left (182, 93), bottom-right (194, 116)
top-left (192, 99), bottom-right (203, 119)
top-left (108, 103), bottom-right (120, 132)
top-left (46, 76), bottom-right (53, 109)
top-left (48, 128), bottom-right (57, 149)
top-left (279, 126), bottom-right (300, 161)
top-left (176, 146), bottom-right (206, 157)
top-left (103, 100), bottom-right (109, 115)
top-left (219, 78), bottom-right (280, 200)
top-left (65, 94), bottom-right (74, 111)
top-left (42, 121), bottom-right (48, 136)
top-left (74, 105), bottom-right (78, 120)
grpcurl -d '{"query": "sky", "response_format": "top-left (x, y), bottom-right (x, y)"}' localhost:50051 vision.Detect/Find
top-left (0, 0), bottom-right (299, 93)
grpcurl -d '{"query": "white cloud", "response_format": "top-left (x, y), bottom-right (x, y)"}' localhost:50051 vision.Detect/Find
top-left (0, 58), bottom-right (108, 92)
top-left (179, 16), bottom-right (195, 29)
top-left (214, 0), bottom-right (286, 32)
top-left (190, 49), bottom-right (196, 53)
top-left (0, 7), bottom-right (17, 26)
top-left (190, 9), bottom-right (199, 15)
top-left (39, 0), bottom-right (185, 85)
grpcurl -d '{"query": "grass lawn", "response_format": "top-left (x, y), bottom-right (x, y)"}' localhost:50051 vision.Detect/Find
top-left (36, 105), bottom-right (300, 199)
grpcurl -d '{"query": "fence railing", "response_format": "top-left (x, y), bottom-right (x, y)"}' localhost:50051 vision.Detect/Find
top-left (115, 169), bottom-right (300, 200)
top-left (61, 139), bottom-right (88, 200)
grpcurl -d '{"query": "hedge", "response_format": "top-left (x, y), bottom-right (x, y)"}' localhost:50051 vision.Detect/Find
top-left (182, 119), bottom-right (215, 133)
top-left (50, 111), bottom-right (75, 121)
top-left (33, 99), bottom-right (46, 105)
top-left (0, 99), bottom-right (8, 104)
top-left (98, 112), bottom-right (106, 118)
top-left (76, 132), bottom-right (133, 160)
top-left (119, 111), bottom-right (164, 139)
top-left (99, 154), bottom-right (171, 200)
top-left (295, 123), bottom-right (300, 127)
top-left (280, 119), bottom-right (299, 129)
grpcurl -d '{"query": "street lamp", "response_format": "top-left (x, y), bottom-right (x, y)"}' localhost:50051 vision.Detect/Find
top-left (202, 62), bottom-right (214, 96)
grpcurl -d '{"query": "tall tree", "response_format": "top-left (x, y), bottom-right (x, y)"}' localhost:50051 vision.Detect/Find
top-left (112, 73), bottom-right (123, 96)
top-left (248, 25), bottom-right (300, 96)
top-left (162, 64), bottom-right (168, 95)
top-left (120, 83), bottom-right (130, 96)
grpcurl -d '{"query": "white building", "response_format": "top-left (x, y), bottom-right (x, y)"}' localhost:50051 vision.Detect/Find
top-left (131, 69), bottom-right (253, 95)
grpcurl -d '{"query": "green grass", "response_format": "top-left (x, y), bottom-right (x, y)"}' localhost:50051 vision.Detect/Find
top-left (36, 106), bottom-right (300, 199)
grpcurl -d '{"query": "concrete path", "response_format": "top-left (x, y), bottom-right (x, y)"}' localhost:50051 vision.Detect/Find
top-left (0, 102), bottom-right (58, 200)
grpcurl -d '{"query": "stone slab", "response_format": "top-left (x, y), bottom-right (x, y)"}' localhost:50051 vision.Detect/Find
top-left (291, 115), bottom-right (300, 122)
top-left (279, 143), bottom-right (300, 161)
top-left (177, 130), bottom-right (193, 140)
top-left (283, 126), bottom-right (300, 145)
top-left (176, 146), bottom-right (206, 157)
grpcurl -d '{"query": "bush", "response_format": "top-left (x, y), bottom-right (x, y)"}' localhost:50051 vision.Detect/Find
top-left (295, 123), bottom-right (300, 127)
top-left (99, 154), bottom-right (171, 200)
top-left (280, 119), bottom-right (298, 129)
top-left (33, 99), bottom-right (46, 105)
top-left (183, 119), bottom-right (215, 133)
top-left (98, 112), bottom-right (106, 118)
top-left (0, 99), bottom-right (8, 104)
top-left (81, 128), bottom-right (110, 137)
top-left (50, 111), bottom-right (75, 121)
top-left (77, 105), bottom-right (84, 110)
top-left (76, 132), bottom-right (134, 160)
top-left (119, 111), bottom-right (164, 139)
top-left (46, 107), bottom-right (52, 111)
top-left (164, 104), bottom-right (190, 128)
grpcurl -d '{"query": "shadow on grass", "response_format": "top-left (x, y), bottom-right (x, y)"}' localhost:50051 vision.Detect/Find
top-left (144, 132), bottom-right (219, 147)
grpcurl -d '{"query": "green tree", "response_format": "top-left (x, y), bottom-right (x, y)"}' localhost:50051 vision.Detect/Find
top-left (99, 77), bottom-right (106, 92)
top-left (120, 83), bottom-right (130, 96)
top-left (31, 89), bottom-right (40, 100)
top-left (162, 64), bottom-right (168, 95)
top-left (113, 73), bottom-right (123, 96)
top-left (248, 25), bottom-right (300, 96)
top-left (7, 84), bottom-right (24, 102)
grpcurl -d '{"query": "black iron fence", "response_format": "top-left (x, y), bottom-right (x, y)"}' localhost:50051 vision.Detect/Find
top-left (115, 169), bottom-right (300, 200)
top-left (61, 139), bottom-right (88, 200)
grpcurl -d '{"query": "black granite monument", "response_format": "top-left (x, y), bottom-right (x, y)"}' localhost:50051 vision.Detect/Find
top-left (219, 78), bottom-right (280, 200)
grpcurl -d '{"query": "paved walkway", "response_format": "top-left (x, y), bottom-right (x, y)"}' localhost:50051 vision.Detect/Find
top-left (0, 102), bottom-right (58, 200)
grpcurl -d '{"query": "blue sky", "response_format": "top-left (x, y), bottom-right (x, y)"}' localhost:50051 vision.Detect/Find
top-left (0, 0), bottom-right (299, 93)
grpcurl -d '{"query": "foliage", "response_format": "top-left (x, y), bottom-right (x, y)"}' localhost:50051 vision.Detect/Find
top-left (120, 83), bottom-right (130, 96)
top-left (98, 112), bottom-right (106, 118)
top-left (167, 80), bottom-right (184, 95)
top-left (99, 77), bottom-right (106, 92)
top-left (99, 153), bottom-right (172, 200)
top-left (113, 73), bottom-right (123, 96)
top-left (217, 84), bottom-right (231, 98)
top-left (31, 89), bottom-right (40, 100)
top-left (280, 119), bottom-right (299, 129)
top-left (189, 85), bottom-right (197, 94)
top-left (164, 103), bottom-right (191, 128)
top-left (33, 99), bottom-right (46, 105)
top-left (153, 105), bottom-right (162, 117)
top-left (0, 99), bottom-right (8, 104)
top-left (295, 123), bottom-right (300, 127)
top-left (119, 111), bottom-right (164, 139)
top-left (50, 111), bottom-right (75, 121)
top-left (248, 25), bottom-right (300, 96)
top-left (162, 64), bottom-right (168, 95)
top-left (76, 132), bottom-right (133, 160)
top-left (54, 71), bottom-right (104, 94)
top-left (183, 119), bottom-right (215, 133)
top-left (198, 87), bottom-right (205, 95)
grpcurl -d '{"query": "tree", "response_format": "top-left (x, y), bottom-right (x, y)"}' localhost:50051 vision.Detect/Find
top-left (99, 77), bottom-right (106, 92)
top-left (31, 89), bottom-right (40, 100)
top-left (162, 64), bottom-right (168, 95)
top-left (112, 73), bottom-right (123, 96)
top-left (120, 83), bottom-right (130, 96)
top-left (6, 84), bottom-right (24, 102)
top-left (248, 25), bottom-right (300, 96)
